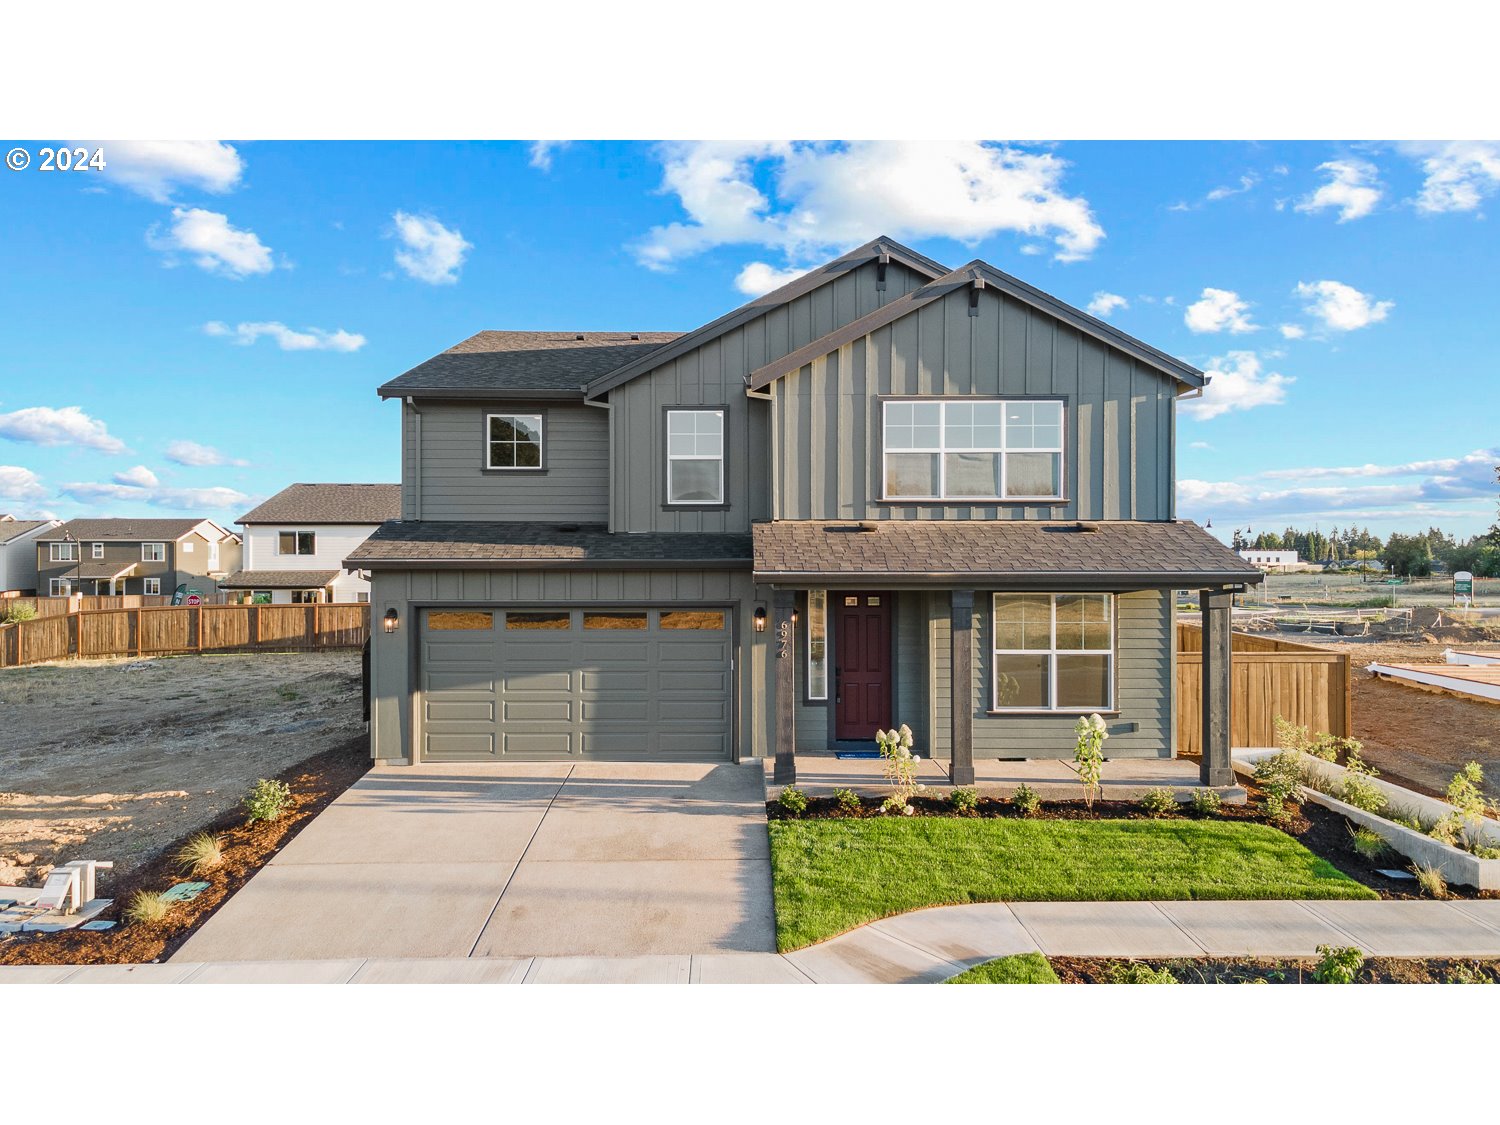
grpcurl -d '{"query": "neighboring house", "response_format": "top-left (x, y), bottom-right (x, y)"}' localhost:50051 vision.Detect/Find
top-left (0, 514), bottom-right (62, 596)
top-left (1238, 549), bottom-right (1300, 571)
top-left (353, 236), bottom-right (1260, 785)
top-left (223, 483), bottom-right (400, 603)
top-left (35, 518), bottom-right (236, 597)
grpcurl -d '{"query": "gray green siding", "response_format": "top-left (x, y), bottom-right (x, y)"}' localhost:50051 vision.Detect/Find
top-left (770, 285), bottom-right (1179, 522)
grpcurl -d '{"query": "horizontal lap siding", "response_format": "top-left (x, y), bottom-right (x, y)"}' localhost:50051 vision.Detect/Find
top-left (932, 589), bottom-right (1172, 759)
top-left (409, 402), bottom-right (609, 522)
top-left (773, 287), bottom-right (1179, 523)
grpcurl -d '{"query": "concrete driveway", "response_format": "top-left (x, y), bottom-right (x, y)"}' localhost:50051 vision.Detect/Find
top-left (174, 761), bottom-right (774, 962)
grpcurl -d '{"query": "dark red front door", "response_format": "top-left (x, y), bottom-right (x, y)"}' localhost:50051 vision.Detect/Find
top-left (834, 592), bottom-right (893, 741)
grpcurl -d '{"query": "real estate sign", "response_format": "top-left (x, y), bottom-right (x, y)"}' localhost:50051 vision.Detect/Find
top-left (1454, 570), bottom-right (1474, 602)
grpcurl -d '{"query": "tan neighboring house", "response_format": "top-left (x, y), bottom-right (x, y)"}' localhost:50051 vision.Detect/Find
top-left (0, 514), bottom-right (62, 596)
top-left (35, 518), bottom-right (239, 598)
top-left (221, 483), bottom-right (400, 604)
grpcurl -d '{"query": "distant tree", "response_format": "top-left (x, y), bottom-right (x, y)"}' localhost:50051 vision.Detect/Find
top-left (1383, 532), bottom-right (1434, 577)
top-left (1231, 527), bottom-right (1249, 551)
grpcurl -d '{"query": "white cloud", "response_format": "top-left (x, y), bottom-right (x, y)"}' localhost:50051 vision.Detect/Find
top-left (1181, 352), bottom-right (1293, 421)
top-left (1206, 174), bottom-right (1257, 202)
top-left (391, 211), bottom-right (471, 284)
top-left (113, 465), bottom-right (159, 488)
top-left (1183, 288), bottom-right (1258, 334)
top-left (1294, 279), bottom-right (1392, 331)
top-left (734, 261), bottom-right (809, 296)
top-left (635, 140), bottom-right (1104, 273)
top-left (61, 481), bottom-right (251, 510)
top-left (0, 465), bottom-right (46, 501)
top-left (1188, 441), bottom-right (1214, 450)
top-left (164, 440), bottom-right (247, 467)
top-left (528, 141), bottom-right (570, 171)
top-left (1295, 159), bottom-right (1382, 222)
top-left (0, 406), bottom-right (126, 453)
top-left (149, 207), bottom-right (274, 278)
top-left (204, 320), bottom-right (366, 352)
top-left (1407, 141), bottom-right (1500, 213)
top-left (81, 140), bottom-right (244, 203)
top-left (1278, 323), bottom-right (1306, 339)
top-left (1087, 292), bottom-right (1128, 318)
top-left (1259, 449), bottom-right (1497, 494)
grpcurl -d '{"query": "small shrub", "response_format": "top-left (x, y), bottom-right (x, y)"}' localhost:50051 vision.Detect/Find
top-left (174, 831), bottom-right (224, 876)
top-left (1445, 761), bottom-right (1489, 823)
top-left (777, 786), bottom-right (808, 815)
top-left (1340, 772), bottom-right (1387, 815)
top-left (1429, 815), bottom-right (1465, 846)
top-left (1412, 862), bottom-right (1449, 899)
top-left (948, 786), bottom-right (979, 814)
top-left (881, 795), bottom-right (912, 815)
top-left (876, 724), bottom-right (921, 807)
top-left (1386, 805), bottom-right (1428, 833)
top-left (124, 890), bottom-right (172, 926)
top-left (1465, 840), bottom-right (1500, 860)
top-left (1443, 961), bottom-right (1494, 985)
top-left (243, 778), bottom-right (293, 823)
top-left (831, 788), bottom-right (861, 816)
top-left (1254, 747), bottom-right (1305, 821)
top-left (1138, 788), bottom-right (1178, 818)
top-left (1011, 783), bottom-right (1041, 817)
top-left (1189, 789), bottom-right (1222, 817)
top-left (1072, 713), bottom-right (1108, 809)
top-left (1106, 961), bottom-right (1177, 984)
top-left (1347, 824), bottom-right (1390, 862)
top-left (1274, 715), bottom-right (1319, 756)
top-left (0, 601), bottom-right (37, 625)
top-left (1312, 944), bottom-right (1365, 984)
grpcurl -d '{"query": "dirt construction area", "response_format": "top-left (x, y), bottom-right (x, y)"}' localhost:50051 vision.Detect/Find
top-left (0, 651), bottom-right (365, 886)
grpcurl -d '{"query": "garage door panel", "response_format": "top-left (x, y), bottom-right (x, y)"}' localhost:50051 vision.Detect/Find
top-left (658, 671), bottom-right (729, 694)
top-left (659, 641), bottom-right (730, 662)
top-left (580, 699), bottom-right (651, 722)
top-left (658, 699), bottom-right (729, 722)
top-left (658, 732), bottom-right (730, 755)
top-left (502, 700), bottom-right (573, 721)
top-left (426, 700), bottom-right (495, 722)
top-left (505, 669), bottom-right (574, 692)
top-left (424, 670), bottom-right (496, 694)
top-left (424, 733), bottom-right (496, 759)
top-left (423, 641), bottom-right (494, 662)
top-left (502, 731), bottom-right (574, 756)
top-left (580, 669), bottom-right (650, 694)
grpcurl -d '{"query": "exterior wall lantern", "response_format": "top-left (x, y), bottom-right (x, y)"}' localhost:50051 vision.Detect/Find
top-left (753, 606), bottom-right (767, 633)
top-left (383, 608), bottom-right (400, 634)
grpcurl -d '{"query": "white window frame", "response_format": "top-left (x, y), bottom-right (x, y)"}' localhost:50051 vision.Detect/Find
top-left (91, 542), bottom-right (104, 559)
top-left (278, 530), bottom-right (316, 556)
top-left (665, 408), bottom-right (725, 505)
top-left (51, 542), bottom-right (78, 562)
top-left (143, 577), bottom-right (161, 596)
top-left (991, 592), bottom-right (1115, 713)
top-left (881, 398), bottom-right (1065, 502)
top-left (806, 589), bottom-right (828, 701)
top-left (49, 577), bottom-right (72, 597)
top-left (141, 542), bottom-right (166, 562)
top-left (486, 412), bottom-right (545, 471)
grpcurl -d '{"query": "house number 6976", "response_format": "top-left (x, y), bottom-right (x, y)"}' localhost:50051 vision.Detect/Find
top-left (776, 620), bottom-right (792, 658)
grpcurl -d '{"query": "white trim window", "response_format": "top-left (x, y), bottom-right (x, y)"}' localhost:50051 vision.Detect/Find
top-left (278, 531), bottom-right (315, 556)
top-left (806, 589), bottom-right (828, 700)
top-left (91, 543), bottom-right (104, 559)
top-left (50, 542), bottom-right (78, 562)
top-left (882, 399), bottom-right (1064, 501)
top-left (992, 593), bottom-right (1114, 712)
top-left (143, 577), bottom-right (161, 596)
top-left (666, 409), bottom-right (724, 504)
top-left (49, 577), bottom-right (72, 597)
top-left (142, 542), bottom-right (166, 562)
top-left (487, 413), bottom-right (544, 469)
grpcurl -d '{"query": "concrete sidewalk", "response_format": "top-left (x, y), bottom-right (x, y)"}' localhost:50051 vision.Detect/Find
top-left (10, 898), bottom-right (1500, 983)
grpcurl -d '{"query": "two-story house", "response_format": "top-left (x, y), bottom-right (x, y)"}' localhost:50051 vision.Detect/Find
top-left (35, 518), bottom-right (239, 598)
top-left (352, 237), bottom-right (1259, 787)
top-left (0, 514), bottom-right (61, 596)
top-left (223, 483), bottom-right (400, 603)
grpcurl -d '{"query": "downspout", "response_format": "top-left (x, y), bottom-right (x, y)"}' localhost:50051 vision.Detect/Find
top-left (404, 397), bottom-right (422, 521)
top-left (583, 389), bottom-right (612, 531)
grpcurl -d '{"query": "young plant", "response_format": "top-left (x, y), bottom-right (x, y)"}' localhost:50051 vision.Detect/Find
top-left (1253, 747), bottom-right (1305, 821)
top-left (124, 890), bottom-right (172, 926)
top-left (1188, 789), bottom-right (1222, 817)
top-left (876, 724), bottom-right (922, 808)
top-left (1347, 824), bottom-right (1390, 863)
top-left (1312, 944), bottom-right (1365, 984)
top-left (1011, 783), bottom-right (1041, 817)
top-left (1412, 862), bottom-right (1449, 899)
top-left (0, 601), bottom-right (37, 625)
top-left (948, 786), bottom-right (979, 815)
top-left (1138, 788), bottom-right (1178, 818)
top-left (1071, 713), bottom-right (1108, 809)
top-left (174, 831), bottom-right (224, 876)
top-left (1443, 961), bottom-right (1494, 985)
top-left (1273, 715), bottom-right (1319, 757)
top-left (777, 785), bottom-right (809, 815)
top-left (1446, 761), bottom-right (1488, 823)
top-left (1336, 743), bottom-right (1387, 814)
top-left (1106, 961), bottom-right (1176, 984)
top-left (882, 795), bottom-right (915, 816)
top-left (243, 778), bottom-right (293, 823)
top-left (831, 788), bottom-right (862, 817)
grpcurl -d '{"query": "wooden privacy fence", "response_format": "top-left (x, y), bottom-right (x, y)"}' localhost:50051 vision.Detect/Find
top-left (0, 604), bottom-right (369, 668)
top-left (1175, 623), bottom-right (1352, 753)
top-left (0, 593), bottom-right (232, 618)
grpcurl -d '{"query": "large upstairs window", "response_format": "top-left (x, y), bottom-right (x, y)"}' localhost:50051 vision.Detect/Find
top-left (666, 409), bottom-right (724, 505)
top-left (882, 399), bottom-right (1064, 501)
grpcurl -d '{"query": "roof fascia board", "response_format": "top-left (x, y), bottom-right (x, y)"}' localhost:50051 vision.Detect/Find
top-left (752, 569), bottom-right (1261, 588)
top-left (346, 556), bottom-right (751, 571)
top-left (376, 386), bottom-right (586, 402)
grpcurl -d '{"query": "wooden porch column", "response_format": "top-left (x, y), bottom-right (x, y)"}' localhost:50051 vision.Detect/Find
top-left (772, 589), bottom-right (797, 785)
top-left (1199, 588), bottom-right (1234, 786)
top-left (949, 590), bottom-right (976, 786)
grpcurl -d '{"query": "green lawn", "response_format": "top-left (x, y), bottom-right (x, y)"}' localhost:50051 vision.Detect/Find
top-left (947, 953), bottom-right (1060, 984)
top-left (768, 817), bottom-right (1376, 951)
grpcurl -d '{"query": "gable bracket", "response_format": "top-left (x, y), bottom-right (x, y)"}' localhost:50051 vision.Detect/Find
top-left (968, 276), bottom-right (985, 317)
top-left (876, 250), bottom-right (891, 291)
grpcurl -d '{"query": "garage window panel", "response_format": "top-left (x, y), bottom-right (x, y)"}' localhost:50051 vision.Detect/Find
top-left (429, 610), bottom-right (494, 630)
top-left (583, 611), bottom-right (648, 630)
top-left (659, 609), bottom-right (726, 630)
top-left (506, 611), bottom-right (571, 630)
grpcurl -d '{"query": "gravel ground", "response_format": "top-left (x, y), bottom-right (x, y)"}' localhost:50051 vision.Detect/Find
top-left (0, 651), bottom-right (364, 885)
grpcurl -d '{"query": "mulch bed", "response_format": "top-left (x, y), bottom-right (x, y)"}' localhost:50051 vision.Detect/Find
top-left (1050, 955), bottom-right (1500, 984)
top-left (0, 737), bottom-right (369, 966)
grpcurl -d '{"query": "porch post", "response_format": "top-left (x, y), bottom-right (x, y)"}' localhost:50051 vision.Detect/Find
top-left (773, 589), bottom-right (797, 785)
top-left (1199, 588), bottom-right (1233, 786)
top-left (949, 589), bottom-right (976, 786)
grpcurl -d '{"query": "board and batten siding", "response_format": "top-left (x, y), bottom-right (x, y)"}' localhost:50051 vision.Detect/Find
top-left (608, 260), bottom-right (930, 533)
top-left (368, 567), bottom-right (769, 763)
top-left (401, 400), bottom-right (610, 523)
top-left (929, 588), bottom-right (1173, 759)
top-left (771, 285), bottom-right (1179, 522)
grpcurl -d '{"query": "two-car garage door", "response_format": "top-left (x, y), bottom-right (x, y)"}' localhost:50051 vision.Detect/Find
top-left (419, 606), bottom-right (733, 761)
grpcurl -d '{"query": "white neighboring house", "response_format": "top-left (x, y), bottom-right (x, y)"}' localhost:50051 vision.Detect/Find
top-left (0, 514), bottom-right (62, 596)
top-left (1238, 549), bottom-right (1300, 571)
top-left (224, 484), bottom-right (400, 604)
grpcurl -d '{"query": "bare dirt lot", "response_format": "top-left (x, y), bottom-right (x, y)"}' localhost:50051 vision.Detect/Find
top-left (0, 651), bottom-right (364, 886)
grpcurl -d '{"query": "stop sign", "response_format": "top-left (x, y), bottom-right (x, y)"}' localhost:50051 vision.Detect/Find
top-left (185, 594), bottom-right (202, 606)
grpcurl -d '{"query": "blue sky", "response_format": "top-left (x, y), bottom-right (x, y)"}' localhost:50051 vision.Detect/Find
top-left (1, 139), bottom-right (1496, 540)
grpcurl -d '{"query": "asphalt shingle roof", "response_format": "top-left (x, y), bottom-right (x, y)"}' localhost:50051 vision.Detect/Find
top-left (43, 518), bottom-right (213, 542)
top-left (237, 484), bottom-right (402, 525)
top-left (221, 569), bottom-right (342, 589)
top-left (0, 519), bottom-right (51, 544)
top-left (378, 331), bottom-right (681, 398)
top-left (346, 522), bottom-right (752, 569)
top-left (753, 520), bottom-right (1263, 588)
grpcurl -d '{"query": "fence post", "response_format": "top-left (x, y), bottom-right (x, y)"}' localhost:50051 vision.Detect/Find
top-left (253, 604), bottom-right (261, 646)
top-left (1342, 652), bottom-right (1353, 738)
top-left (314, 602), bottom-right (321, 648)
top-left (133, 608), bottom-right (141, 656)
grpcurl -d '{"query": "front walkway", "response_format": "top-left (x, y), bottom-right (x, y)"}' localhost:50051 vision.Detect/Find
top-left (11, 898), bottom-right (1500, 983)
top-left (170, 760), bottom-right (775, 962)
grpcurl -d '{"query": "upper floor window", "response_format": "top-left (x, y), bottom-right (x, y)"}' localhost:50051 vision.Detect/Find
top-left (666, 409), bottom-right (724, 505)
top-left (142, 542), bottom-right (166, 562)
top-left (487, 413), bottom-right (544, 470)
top-left (91, 543), bottom-right (104, 559)
top-left (279, 531), bottom-right (315, 556)
top-left (51, 542), bottom-right (77, 562)
top-left (882, 399), bottom-right (1064, 501)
